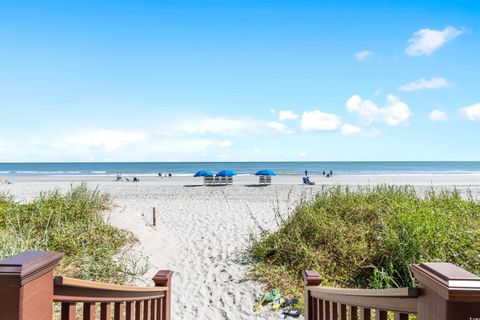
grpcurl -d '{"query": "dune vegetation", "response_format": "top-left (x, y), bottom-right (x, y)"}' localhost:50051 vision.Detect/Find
top-left (0, 184), bottom-right (141, 284)
top-left (251, 185), bottom-right (480, 303)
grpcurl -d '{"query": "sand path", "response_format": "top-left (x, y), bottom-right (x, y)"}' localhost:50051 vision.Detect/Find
top-left (106, 184), bottom-right (308, 319)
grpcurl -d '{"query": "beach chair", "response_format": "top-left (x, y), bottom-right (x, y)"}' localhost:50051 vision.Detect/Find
top-left (204, 176), bottom-right (214, 186)
top-left (227, 176), bottom-right (233, 185)
top-left (265, 176), bottom-right (272, 185)
top-left (220, 176), bottom-right (228, 185)
top-left (259, 176), bottom-right (266, 185)
top-left (214, 176), bottom-right (221, 185)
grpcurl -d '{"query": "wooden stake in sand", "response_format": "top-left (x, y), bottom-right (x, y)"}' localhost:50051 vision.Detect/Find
top-left (153, 207), bottom-right (156, 226)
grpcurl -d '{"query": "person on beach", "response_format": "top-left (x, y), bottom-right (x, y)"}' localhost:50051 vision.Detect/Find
top-left (304, 170), bottom-right (308, 177)
top-left (330, 170), bottom-right (333, 176)
top-left (168, 172), bottom-right (172, 177)
top-left (116, 173), bottom-right (122, 181)
top-left (322, 171), bottom-right (325, 176)
top-left (158, 172), bottom-right (162, 178)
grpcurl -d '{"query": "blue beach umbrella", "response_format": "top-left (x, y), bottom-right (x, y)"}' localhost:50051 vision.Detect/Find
top-left (216, 170), bottom-right (237, 177)
top-left (194, 170), bottom-right (213, 177)
top-left (255, 169), bottom-right (277, 176)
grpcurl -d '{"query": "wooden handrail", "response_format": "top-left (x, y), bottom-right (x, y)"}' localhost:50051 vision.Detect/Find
top-left (308, 286), bottom-right (418, 298)
top-left (308, 286), bottom-right (419, 314)
top-left (55, 276), bottom-right (168, 293)
top-left (304, 264), bottom-right (480, 320)
top-left (54, 276), bottom-right (168, 303)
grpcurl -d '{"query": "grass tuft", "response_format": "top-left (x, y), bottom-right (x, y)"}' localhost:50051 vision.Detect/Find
top-left (0, 184), bottom-right (142, 284)
top-left (251, 185), bottom-right (480, 305)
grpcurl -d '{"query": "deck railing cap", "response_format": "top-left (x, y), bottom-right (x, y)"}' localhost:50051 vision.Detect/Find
top-left (152, 270), bottom-right (174, 286)
top-left (412, 262), bottom-right (480, 287)
top-left (303, 270), bottom-right (322, 286)
top-left (411, 262), bottom-right (480, 301)
top-left (0, 250), bottom-right (63, 286)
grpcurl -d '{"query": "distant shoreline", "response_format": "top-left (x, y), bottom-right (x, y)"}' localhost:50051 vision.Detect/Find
top-left (3, 173), bottom-right (480, 188)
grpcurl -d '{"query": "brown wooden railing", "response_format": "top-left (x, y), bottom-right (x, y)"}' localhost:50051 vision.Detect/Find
top-left (304, 263), bottom-right (480, 320)
top-left (0, 251), bottom-right (173, 320)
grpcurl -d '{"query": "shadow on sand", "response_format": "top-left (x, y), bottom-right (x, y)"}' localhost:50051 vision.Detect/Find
top-left (244, 184), bottom-right (270, 188)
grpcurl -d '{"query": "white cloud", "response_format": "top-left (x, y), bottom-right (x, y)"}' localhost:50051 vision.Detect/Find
top-left (298, 152), bottom-right (307, 157)
top-left (340, 124), bottom-right (362, 136)
top-left (346, 94), bottom-right (412, 126)
top-left (301, 110), bottom-right (342, 131)
top-left (68, 129), bottom-right (149, 151)
top-left (428, 109), bottom-right (447, 122)
top-left (405, 26), bottom-right (463, 56)
top-left (266, 121), bottom-right (293, 133)
top-left (356, 50), bottom-right (373, 61)
top-left (180, 117), bottom-right (257, 136)
top-left (460, 103), bottom-right (480, 120)
top-left (181, 117), bottom-right (291, 135)
top-left (0, 127), bottom-right (239, 162)
top-left (383, 95), bottom-right (412, 126)
top-left (278, 110), bottom-right (299, 121)
top-left (346, 95), bottom-right (380, 124)
top-left (399, 77), bottom-right (449, 91)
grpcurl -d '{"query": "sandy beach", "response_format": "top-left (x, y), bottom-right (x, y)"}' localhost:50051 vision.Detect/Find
top-left (2, 174), bottom-right (480, 319)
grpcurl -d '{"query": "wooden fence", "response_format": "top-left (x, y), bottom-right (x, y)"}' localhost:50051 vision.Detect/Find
top-left (0, 251), bottom-right (173, 320)
top-left (304, 263), bottom-right (480, 320)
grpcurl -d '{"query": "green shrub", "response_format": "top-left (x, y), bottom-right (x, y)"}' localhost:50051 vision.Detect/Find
top-left (251, 185), bottom-right (480, 302)
top-left (0, 184), bottom-right (139, 284)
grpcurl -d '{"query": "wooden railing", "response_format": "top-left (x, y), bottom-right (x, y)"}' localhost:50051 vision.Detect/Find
top-left (0, 251), bottom-right (173, 320)
top-left (304, 263), bottom-right (480, 320)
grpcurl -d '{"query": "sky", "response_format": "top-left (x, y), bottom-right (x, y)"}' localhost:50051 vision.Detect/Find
top-left (0, 0), bottom-right (479, 162)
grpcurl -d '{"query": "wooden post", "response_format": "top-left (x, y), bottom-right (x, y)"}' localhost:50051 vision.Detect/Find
top-left (152, 270), bottom-right (174, 320)
top-left (153, 207), bottom-right (156, 227)
top-left (0, 251), bottom-right (63, 320)
top-left (410, 262), bottom-right (480, 320)
top-left (303, 270), bottom-right (322, 320)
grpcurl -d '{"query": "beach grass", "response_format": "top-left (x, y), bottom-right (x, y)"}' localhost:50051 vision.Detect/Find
top-left (0, 184), bottom-right (142, 284)
top-left (250, 185), bottom-right (480, 307)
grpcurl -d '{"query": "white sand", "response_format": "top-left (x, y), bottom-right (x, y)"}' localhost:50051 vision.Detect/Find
top-left (2, 174), bottom-right (480, 319)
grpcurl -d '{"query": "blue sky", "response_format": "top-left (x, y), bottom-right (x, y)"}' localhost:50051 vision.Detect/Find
top-left (0, 0), bottom-right (479, 161)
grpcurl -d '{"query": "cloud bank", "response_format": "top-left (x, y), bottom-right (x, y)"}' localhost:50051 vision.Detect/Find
top-left (346, 94), bottom-right (412, 126)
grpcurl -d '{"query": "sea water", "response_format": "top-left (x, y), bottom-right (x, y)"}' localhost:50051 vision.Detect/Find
top-left (1, 162), bottom-right (480, 176)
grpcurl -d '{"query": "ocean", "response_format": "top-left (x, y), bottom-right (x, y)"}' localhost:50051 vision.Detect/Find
top-left (1, 162), bottom-right (480, 176)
